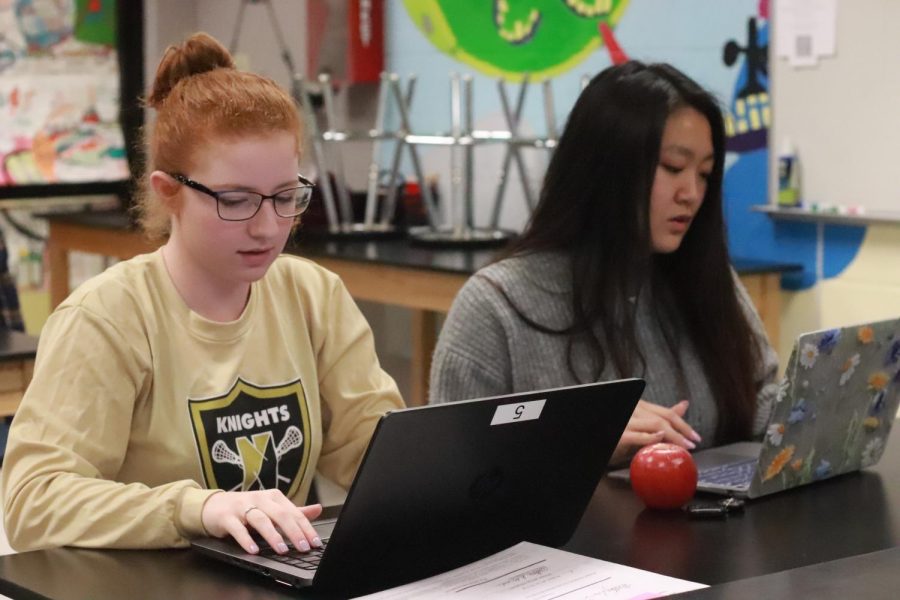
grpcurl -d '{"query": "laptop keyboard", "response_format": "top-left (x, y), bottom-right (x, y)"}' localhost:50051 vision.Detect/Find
top-left (258, 539), bottom-right (328, 571)
top-left (697, 459), bottom-right (757, 489)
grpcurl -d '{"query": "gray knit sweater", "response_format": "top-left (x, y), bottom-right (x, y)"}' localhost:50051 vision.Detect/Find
top-left (429, 252), bottom-right (779, 447)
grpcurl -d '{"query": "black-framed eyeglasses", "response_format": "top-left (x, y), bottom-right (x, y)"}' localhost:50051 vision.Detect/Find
top-left (169, 173), bottom-right (314, 221)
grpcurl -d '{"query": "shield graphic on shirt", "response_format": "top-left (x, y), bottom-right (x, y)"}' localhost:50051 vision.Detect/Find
top-left (188, 377), bottom-right (311, 497)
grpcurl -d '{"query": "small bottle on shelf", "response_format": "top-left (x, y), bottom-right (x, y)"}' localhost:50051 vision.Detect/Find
top-left (777, 138), bottom-right (801, 208)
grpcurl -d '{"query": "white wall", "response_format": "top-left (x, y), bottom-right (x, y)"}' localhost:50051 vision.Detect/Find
top-left (770, 0), bottom-right (900, 214)
top-left (143, 1), bottom-right (198, 89)
top-left (771, 0), bottom-right (900, 357)
top-left (144, 1), bottom-right (307, 93)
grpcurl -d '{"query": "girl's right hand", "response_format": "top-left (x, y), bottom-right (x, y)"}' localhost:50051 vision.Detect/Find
top-left (610, 399), bottom-right (702, 465)
top-left (201, 489), bottom-right (323, 555)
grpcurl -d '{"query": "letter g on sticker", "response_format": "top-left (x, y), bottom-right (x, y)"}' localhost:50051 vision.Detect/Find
top-left (491, 399), bottom-right (546, 425)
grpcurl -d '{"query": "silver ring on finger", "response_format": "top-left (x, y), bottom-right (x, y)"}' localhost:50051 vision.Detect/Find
top-left (244, 505), bottom-right (261, 520)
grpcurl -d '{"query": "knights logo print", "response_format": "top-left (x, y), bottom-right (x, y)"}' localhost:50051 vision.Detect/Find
top-left (189, 378), bottom-right (311, 497)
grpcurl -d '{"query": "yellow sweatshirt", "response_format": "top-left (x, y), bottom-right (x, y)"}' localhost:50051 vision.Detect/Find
top-left (2, 250), bottom-right (403, 551)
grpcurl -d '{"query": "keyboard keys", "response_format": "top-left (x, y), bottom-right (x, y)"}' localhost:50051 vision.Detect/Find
top-left (259, 539), bottom-right (328, 570)
top-left (698, 459), bottom-right (757, 488)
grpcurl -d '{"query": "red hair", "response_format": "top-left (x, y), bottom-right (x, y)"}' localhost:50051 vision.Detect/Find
top-left (136, 32), bottom-right (302, 238)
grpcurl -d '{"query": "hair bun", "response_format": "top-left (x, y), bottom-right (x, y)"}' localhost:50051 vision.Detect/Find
top-left (146, 32), bottom-right (235, 108)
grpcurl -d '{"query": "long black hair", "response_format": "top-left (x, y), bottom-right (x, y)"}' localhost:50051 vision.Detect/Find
top-left (493, 61), bottom-right (761, 443)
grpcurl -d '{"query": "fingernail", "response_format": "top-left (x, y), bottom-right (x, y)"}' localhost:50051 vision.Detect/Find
top-left (298, 540), bottom-right (311, 552)
top-left (312, 537), bottom-right (323, 548)
top-left (277, 543), bottom-right (289, 553)
top-left (691, 431), bottom-right (702, 442)
top-left (249, 543), bottom-right (259, 554)
top-left (685, 440), bottom-right (696, 450)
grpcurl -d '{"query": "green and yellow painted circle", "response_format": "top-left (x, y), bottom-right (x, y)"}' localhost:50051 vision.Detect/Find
top-left (403, 0), bottom-right (631, 81)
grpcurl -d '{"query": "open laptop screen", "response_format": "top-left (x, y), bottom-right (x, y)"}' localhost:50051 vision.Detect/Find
top-left (194, 378), bottom-right (645, 596)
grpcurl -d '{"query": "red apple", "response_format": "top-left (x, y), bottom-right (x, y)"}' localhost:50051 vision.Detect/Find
top-left (630, 442), bottom-right (698, 509)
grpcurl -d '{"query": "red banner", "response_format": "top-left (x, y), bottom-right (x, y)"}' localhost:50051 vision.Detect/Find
top-left (347, 0), bottom-right (384, 83)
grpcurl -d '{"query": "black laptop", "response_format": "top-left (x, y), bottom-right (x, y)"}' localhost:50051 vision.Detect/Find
top-left (192, 379), bottom-right (644, 597)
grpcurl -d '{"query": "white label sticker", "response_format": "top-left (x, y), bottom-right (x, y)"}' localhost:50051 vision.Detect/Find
top-left (490, 399), bottom-right (546, 426)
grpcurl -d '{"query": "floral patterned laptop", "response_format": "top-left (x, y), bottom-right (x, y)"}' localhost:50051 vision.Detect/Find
top-left (750, 317), bottom-right (900, 498)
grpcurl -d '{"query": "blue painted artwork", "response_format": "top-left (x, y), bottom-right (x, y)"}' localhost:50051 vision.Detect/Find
top-left (721, 11), bottom-right (865, 290)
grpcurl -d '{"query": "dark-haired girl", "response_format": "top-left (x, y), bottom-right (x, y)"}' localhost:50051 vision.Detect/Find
top-left (431, 61), bottom-right (778, 465)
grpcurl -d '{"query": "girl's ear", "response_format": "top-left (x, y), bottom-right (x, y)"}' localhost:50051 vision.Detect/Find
top-left (149, 171), bottom-right (182, 215)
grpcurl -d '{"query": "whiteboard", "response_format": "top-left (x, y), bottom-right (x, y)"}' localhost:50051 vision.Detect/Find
top-left (770, 0), bottom-right (900, 215)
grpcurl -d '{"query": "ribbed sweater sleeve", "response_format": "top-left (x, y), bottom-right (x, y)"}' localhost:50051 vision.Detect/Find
top-left (430, 274), bottom-right (512, 403)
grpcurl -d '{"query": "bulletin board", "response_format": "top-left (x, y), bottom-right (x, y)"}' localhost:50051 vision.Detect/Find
top-left (0, 0), bottom-right (141, 201)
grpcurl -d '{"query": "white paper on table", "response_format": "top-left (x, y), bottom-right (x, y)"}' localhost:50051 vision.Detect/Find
top-left (775, 0), bottom-right (837, 67)
top-left (355, 541), bottom-right (707, 599)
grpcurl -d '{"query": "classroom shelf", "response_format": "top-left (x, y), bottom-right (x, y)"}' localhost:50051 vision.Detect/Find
top-left (752, 205), bottom-right (900, 227)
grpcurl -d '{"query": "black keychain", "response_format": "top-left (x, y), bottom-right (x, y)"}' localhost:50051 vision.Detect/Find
top-left (685, 497), bottom-right (745, 519)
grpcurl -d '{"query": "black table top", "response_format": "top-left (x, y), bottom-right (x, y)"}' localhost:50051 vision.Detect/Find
top-left (567, 437), bottom-right (900, 586)
top-left (672, 546), bottom-right (900, 599)
top-left (41, 209), bottom-right (801, 278)
top-left (0, 330), bottom-right (38, 362)
top-left (2, 433), bottom-right (899, 599)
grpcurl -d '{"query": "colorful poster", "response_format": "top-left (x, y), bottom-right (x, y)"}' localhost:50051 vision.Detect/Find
top-left (0, 0), bottom-right (128, 187)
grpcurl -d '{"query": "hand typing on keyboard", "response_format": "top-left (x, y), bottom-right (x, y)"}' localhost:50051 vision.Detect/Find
top-left (260, 538), bottom-right (329, 570)
top-left (611, 399), bottom-right (703, 465)
top-left (201, 489), bottom-right (324, 556)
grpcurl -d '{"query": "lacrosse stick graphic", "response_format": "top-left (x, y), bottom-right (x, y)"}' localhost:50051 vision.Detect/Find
top-left (275, 426), bottom-right (304, 484)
